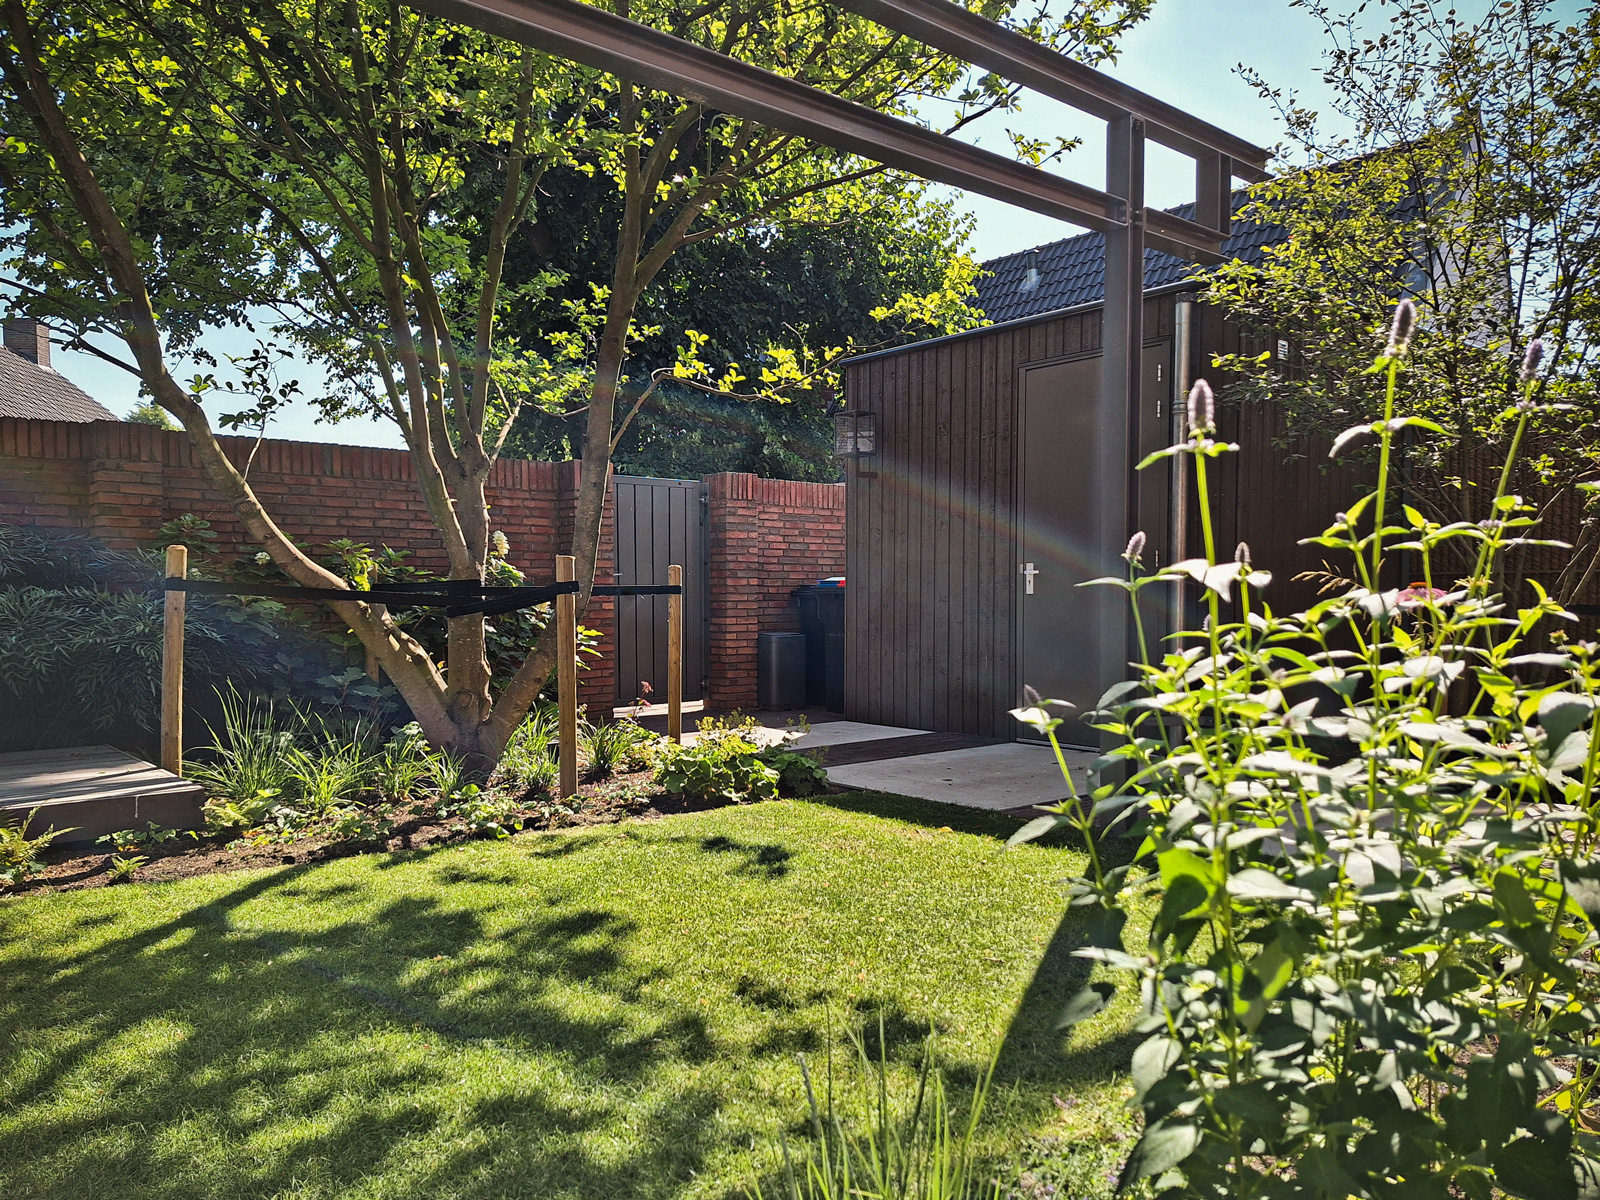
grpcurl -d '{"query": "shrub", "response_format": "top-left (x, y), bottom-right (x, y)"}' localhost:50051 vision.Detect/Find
top-left (759, 747), bottom-right (829, 796)
top-left (580, 716), bottom-right (658, 778)
top-left (654, 717), bottom-right (780, 803)
top-left (496, 708), bottom-right (561, 796)
top-left (188, 690), bottom-right (299, 819)
top-left (0, 807), bottom-right (72, 887)
top-left (1017, 319), bottom-right (1600, 1200)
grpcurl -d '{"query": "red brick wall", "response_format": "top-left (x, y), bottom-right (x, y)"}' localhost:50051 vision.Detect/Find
top-left (1, 418), bottom-right (846, 712)
top-left (704, 472), bottom-right (846, 708)
top-left (0, 418), bottom-right (617, 707)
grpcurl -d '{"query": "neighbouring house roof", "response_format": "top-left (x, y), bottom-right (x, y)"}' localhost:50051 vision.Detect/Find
top-left (0, 319), bottom-right (118, 422)
top-left (0, 348), bottom-right (118, 422)
top-left (974, 196), bottom-right (1285, 324)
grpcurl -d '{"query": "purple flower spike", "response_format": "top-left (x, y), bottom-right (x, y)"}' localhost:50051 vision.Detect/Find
top-left (1520, 338), bottom-right (1544, 384)
top-left (1385, 299), bottom-right (1417, 357)
top-left (1187, 379), bottom-right (1215, 432)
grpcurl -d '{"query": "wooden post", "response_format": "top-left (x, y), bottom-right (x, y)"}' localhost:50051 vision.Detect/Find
top-left (556, 554), bottom-right (578, 799)
top-left (161, 544), bottom-right (187, 775)
top-left (667, 563), bottom-right (683, 743)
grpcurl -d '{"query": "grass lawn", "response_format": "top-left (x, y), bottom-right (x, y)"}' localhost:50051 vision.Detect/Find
top-left (0, 793), bottom-right (1143, 1200)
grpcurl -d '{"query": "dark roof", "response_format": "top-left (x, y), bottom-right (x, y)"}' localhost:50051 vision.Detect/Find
top-left (974, 197), bottom-right (1285, 324)
top-left (0, 348), bottom-right (118, 422)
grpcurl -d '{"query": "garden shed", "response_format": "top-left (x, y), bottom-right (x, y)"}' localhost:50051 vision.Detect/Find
top-left (839, 209), bottom-right (1373, 744)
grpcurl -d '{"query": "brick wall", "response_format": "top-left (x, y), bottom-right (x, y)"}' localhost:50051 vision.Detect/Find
top-left (704, 472), bottom-right (846, 708)
top-left (0, 418), bottom-right (845, 711)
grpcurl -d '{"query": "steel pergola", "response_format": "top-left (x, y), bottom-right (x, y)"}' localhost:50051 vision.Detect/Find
top-left (411, 0), bottom-right (1270, 694)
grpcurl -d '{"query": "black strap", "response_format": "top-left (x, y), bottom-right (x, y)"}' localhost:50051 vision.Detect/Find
top-left (163, 576), bottom-right (683, 618)
top-left (166, 577), bottom-right (579, 617)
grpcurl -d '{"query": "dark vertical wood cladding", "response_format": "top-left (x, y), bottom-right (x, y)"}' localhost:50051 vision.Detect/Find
top-left (845, 300), bottom-right (1164, 737)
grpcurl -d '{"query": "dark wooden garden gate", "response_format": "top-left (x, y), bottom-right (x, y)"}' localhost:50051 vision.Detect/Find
top-left (611, 476), bottom-right (710, 705)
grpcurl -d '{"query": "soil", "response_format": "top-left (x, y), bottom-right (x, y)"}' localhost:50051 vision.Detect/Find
top-left (7, 767), bottom-right (750, 896)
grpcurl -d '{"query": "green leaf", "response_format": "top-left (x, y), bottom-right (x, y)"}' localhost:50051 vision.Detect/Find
top-left (1130, 1034), bottom-right (1180, 1098)
top-left (1496, 1137), bottom-right (1579, 1200)
top-left (1006, 815), bottom-right (1059, 847)
top-left (1118, 1120), bottom-right (1200, 1187)
top-left (1559, 859), bottom-right (1600, 928)
top-left (1226, 868), bottom-right (1312, 902)
top-left (1084, 906), bottom-right (1128, 951)
top-left (1055, 982), bottom-right (1113, 1030)
top-left (1300, 1146), bottom-right (1361, 1198)
top-left (1153, 873), bottom-right (1210, 944)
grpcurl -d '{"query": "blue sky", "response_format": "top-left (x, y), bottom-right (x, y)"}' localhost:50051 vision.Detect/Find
top-left (41, 1), bottom-right (1385, 445)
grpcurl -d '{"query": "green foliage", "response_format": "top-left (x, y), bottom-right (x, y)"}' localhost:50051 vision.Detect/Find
top-left (1204, 0), bottom-right (1600, 595)
top-left (96, 823), bottom-right (192, 854)
top-left (1017, 319), bottom-right (1600, 1199)
top-left (493, 706), bottom-right (561, 796)
top-left (0, 808), bottom-right (72, 888)
top-left (580, 716), bottom-right (658, 779)
top-left (124, 403), bottom-right (177, 429)
top-left (188, 691), bottom-right (300, 821)
top-left (105, 854), bottom-right (147, 884)
top-left (654, 716), bottom-right (781, 803)
top-left (0, 525), bottom-right (400, 752)
top-left (759, 748), bottom-right (830, 797)
top-left (438, 787), bottom-right (524, 840)
top-left (752, 1020), bottom-right (999, 1200)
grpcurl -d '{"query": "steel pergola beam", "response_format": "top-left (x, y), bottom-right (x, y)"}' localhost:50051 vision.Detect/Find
top-left (411, 0), bottom-right (1235, 260)
top-left (828, 0), bottom-right (1271, 181)
top-left (413, 0), bottom-right (1126, 234)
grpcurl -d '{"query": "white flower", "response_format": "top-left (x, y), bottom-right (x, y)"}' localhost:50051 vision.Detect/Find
top-left (255, 551), bottom-right (271, 565)
top-left (490, 530), bottom-right (510, 558)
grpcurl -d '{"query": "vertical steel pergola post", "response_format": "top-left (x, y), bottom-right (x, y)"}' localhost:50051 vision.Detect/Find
top-left (1103, 113), bottom-right (1146, 698)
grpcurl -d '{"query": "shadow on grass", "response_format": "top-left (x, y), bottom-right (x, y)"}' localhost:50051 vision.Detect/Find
top-left (0, 864), bottom-right (729, 1199)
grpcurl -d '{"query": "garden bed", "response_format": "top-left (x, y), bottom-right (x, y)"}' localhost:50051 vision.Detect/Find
top-left (10, 765), bottom-right (769, 894)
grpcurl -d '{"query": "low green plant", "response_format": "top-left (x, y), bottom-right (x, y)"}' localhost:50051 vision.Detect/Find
top-left (654, 717), bottom-right (780, 803)
top-left (580, 716), bottom-right (658, 778)
top-left (760, 747), bottom-right (829, 796)
top-left (187, 689), bottom-right (298, 809)
top-left (1017, 316), bottom-right (1600, 1200)
top-left (202, 788), bottom-right (283, 832)
top-left (495, 708), bottom-right (562, 795)
top-left (440, 786), bottom-right (523, 839)
top-left (96, 822), bottom-right (190, 854)
top-left (105, 854), bottom-right (147, 884)
top-left (371, 723), bottom-right (433, 802)
top-left (752, 1018), bottom-right (999, 1200)
top-left (0, 807), bottom-right (72, 887)
top-left (323, 804), bottom-right (394, 844)
top-left (286, 738), bottom-right (372, 811)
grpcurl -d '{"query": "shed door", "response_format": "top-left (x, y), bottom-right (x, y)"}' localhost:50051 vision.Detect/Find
top-left (1017, 344), bottom-right (1171, 746)
top-left (612, 476), bottom-right (709, 704)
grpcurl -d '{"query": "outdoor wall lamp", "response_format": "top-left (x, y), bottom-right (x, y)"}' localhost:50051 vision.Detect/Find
top-left (833, 411), bottom-right (877, 457)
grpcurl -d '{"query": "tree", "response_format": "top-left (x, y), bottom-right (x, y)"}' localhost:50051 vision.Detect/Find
top-left (124, 402), bottom-right (177, 429)
top-left (1203, 0), bottom-right (1600, 600)
top-left (0, 0), bottom-right (1150, 768)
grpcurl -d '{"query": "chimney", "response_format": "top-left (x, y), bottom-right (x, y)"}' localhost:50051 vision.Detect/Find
top-left (4, 318), bottom-right (51, 368)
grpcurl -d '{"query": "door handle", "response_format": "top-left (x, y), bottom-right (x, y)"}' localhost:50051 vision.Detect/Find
top-left (1020, 562), bottom-right (1038, 595)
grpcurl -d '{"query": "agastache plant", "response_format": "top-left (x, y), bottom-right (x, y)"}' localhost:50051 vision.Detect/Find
top-left (1011, 301), bottom-right (1600, 1200)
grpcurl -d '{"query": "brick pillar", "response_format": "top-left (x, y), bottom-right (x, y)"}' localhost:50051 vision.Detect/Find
top-left (705, 473), bottom-right (764, 708)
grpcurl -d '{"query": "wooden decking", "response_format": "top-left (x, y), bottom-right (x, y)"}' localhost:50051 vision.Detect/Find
top-left (0, 745), bottom-right (205, 846)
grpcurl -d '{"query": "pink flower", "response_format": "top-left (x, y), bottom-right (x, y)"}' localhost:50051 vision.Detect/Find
top-left (1396, 583), bottom-right (1449, 609)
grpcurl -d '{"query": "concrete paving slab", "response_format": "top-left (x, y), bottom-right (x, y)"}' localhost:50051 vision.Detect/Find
top-left (792, 721), bottom-right (929, 749)
top-left (826, 741), bottom-right (1095, 812)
